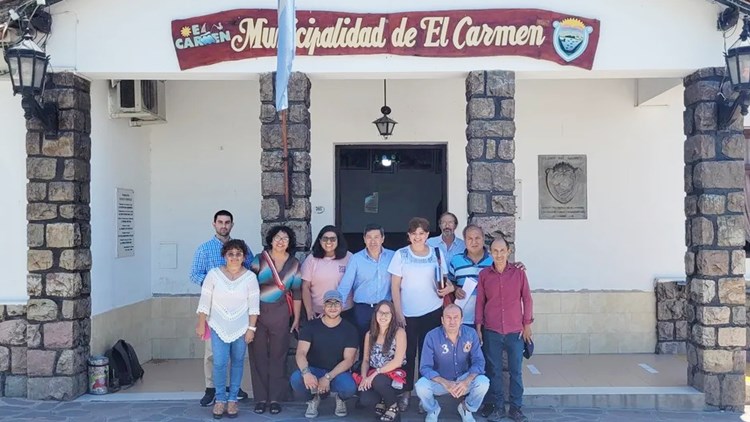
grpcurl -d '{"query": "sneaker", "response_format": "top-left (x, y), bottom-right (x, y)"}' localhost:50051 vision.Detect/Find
top-left (334, 393), bottom-right (348, 417)
top-left (425, 409), bottom-right (440, 422)
top-left (480, 403), bottom-right (496, 418)
top-left (200, 388), bottom-right (216, 407)
top-left (508, 406), bottom-right (528, 422)
top-left (305, 394), bottom-right (321, 419)
top-left (237, 388), bottom-right (249, 401)
top-left (487, 407), bottom-right (507, 422)
top-left (457, 402), bottom-right (476, 422)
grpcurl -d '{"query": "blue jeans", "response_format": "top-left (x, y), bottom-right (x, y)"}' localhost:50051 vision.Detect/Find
top-left (289, 367), bottom-right (357, 401)
top-left (414, 373), bottom-right (490, 414)
top-left (211, 329), bottom-right (246, 403)
top-left (483, 330), bottom-right (525, 408)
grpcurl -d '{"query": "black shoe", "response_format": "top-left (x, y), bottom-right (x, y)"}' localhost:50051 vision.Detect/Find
top-left (487, 407), bottom-right (507, 422)
top-left (226, 387), bottom-right (250, 401)
top-left (508, 406), bottom-right (528, 422)
top-left (200, 388), bottom-right (216, 407)
top-left (480, 403), bottom-right (496, 418)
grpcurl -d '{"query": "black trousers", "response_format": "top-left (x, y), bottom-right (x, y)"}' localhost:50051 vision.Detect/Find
top-left (359, 374), bottom-right (400, 408)
top-left (404, 307), bottom-right (443, 391)
top-left (248, 300), bottom-right (291, 403)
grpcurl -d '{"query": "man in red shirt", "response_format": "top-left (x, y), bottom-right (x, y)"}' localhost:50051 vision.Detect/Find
top-left (475, 237), bottom-right (533, 422)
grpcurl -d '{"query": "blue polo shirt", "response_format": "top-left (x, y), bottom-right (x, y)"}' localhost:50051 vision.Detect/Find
top-left (337, 247), bottom-right (395, 305)
top-left (448, 250), bottom-right (493, 325)
top-left (420, 325), bottom-right (485, 381)
top-left (189, 236), bottom-right (253, 286)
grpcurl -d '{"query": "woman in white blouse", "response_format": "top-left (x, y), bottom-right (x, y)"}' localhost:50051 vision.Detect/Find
top-left (196, 239), bottom-right (260, 419)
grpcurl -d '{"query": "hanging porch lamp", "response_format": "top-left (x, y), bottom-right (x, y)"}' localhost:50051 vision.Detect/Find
top-left (719, 15), bottom-right (750, 129)
top-left (373, 80), bottom-right (397, 139)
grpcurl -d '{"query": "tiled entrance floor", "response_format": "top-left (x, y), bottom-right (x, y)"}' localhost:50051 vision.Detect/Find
top-left (114, 353), bottom-right (687, 395)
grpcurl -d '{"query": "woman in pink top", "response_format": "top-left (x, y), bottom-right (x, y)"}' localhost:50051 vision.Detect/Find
top-left (301, 225), bottom-right (353, 320)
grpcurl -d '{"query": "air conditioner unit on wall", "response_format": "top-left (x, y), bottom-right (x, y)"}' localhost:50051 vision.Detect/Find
top-left (108, 80), bottom-right (167, 126)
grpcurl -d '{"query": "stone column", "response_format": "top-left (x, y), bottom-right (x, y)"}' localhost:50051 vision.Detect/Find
top-left (0, 305), bottom-right (28, 397)
top-left (684, 68), bottom-right (746, 410)
top-left (259, 72), bottom-right (312, 255)
top-left (465, 71), bottom-right (516, 247)
top-left (25, 72), bottom-right (92, 400)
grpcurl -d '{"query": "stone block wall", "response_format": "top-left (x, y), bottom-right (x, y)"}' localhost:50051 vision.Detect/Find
top-left (0, 305), bottom-right (28, 397)
top-left (684, 68), bottom-right (747, 411)
top-left (465, 70), bottom-right (516, 247)
top-left (655, 281), bottom-right (688, 354)
top-left (24, 72), bottom-right (92, 400)
top-left (259, 72), bottom-right (312, 255)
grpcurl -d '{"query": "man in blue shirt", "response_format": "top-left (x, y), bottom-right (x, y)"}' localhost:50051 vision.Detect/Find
top-left (337, 224), bottom-right (395, 347)
top-left (448, 225), bottom-right (493, 328)
top-left (427, 212), bottom-right (466, 264)
top-left (415, 304), bottom-right (489, 422)
top-left (190, 210), bottom-right (253, 406)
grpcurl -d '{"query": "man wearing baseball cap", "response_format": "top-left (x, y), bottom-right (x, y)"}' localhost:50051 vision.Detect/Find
top-left (290, 290), bottom-right (359, 419)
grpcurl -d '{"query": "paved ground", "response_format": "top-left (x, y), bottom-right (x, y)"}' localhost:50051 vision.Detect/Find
top-left (0, 398), bottom-right (748, 422)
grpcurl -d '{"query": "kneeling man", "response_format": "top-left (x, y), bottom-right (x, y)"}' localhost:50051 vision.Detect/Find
top-left (415, 304), bottom-right (489, 422)
top-left (290, 290), bottom-right (359, 419)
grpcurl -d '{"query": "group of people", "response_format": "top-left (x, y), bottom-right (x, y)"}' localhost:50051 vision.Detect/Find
top-left (191, 210), bottom-right (534, 422)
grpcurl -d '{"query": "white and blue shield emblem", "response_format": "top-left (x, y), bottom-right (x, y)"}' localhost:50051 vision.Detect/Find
top-left (553, 18), bottom-right (594, 63)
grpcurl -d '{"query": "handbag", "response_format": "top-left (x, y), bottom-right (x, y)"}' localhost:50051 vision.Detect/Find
top-left (434, 247), bottom-right (455, 307)
top-left (263, 251), bottom-right (294, 315)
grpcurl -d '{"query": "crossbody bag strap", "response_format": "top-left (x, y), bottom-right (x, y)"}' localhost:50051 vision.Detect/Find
top-left (262, 251), bottom-right (294, 314)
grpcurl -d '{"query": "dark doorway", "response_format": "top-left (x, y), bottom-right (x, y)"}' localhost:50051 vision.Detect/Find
top-left (335, 145), bottom-right (448, 252)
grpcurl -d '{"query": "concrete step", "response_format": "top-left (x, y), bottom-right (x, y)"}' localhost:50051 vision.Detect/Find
top-left (523, 386), bottom-right (705, 411)
top-left (79, 386), bottom-right (705, 411)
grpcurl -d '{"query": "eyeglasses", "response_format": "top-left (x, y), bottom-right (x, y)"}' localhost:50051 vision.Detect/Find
top-left (320, 236), bottom-right (338, 243)
top-left (226, 252), bottom-right (244, 258)
top-left (376, 311), bottom-right (392, 317)
top-left (324, 301), bottom-right (342, 308)
top-left (273, 236), bottom-right (290, 243)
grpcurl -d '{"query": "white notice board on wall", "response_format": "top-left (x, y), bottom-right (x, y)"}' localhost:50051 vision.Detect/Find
top-left (116, 188), bottom-right (135, 258)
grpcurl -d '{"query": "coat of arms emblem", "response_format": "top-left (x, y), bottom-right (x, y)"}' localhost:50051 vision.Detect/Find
top-left (553, 18), bottom-right (594, 63)
top-left (545, 161), bottom-right (581, 204)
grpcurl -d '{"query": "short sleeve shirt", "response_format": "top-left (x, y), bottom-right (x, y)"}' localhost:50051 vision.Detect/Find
top-left (301, 253), bottom-right (353, 315)
top-left (388, 246), bottom-right (447, 317)
top-left (299, 318), bottom-right (359, 371)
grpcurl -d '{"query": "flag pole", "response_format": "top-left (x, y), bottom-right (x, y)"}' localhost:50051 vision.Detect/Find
top-left (281, 108), bottom-right (290, 209)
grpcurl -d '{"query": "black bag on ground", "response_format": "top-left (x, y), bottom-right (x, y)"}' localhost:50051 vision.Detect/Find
top-left (105, 339), bottom-right (145, 387)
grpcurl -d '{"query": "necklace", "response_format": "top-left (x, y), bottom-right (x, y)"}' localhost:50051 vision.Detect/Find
top-left (222, 267), bottom-right (244, 281)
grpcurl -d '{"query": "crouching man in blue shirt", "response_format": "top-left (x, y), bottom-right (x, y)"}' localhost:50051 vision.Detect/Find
top-left (415, 304), bottom-right (489, 422)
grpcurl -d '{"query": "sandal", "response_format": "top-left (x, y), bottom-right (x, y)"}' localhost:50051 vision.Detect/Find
top-left (375, 400), bottom-right (386, 417)
top-left (269, 402), bottom-right (282, 415)
top-left (227, 401), bottom-right (239, 419)
top-left (254, 402), bottom-right (267, 414)
top-left (212, 402), bottom-right (225, 419)
top-left (380, 403), bottom-right (400, 422)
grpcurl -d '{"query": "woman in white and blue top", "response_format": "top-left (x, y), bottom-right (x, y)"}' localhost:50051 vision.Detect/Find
top-left (388, 217), bottom-right (453, 411)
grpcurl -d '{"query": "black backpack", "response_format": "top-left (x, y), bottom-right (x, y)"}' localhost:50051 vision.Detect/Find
top-left (105, 339), bottom-right (145, 388)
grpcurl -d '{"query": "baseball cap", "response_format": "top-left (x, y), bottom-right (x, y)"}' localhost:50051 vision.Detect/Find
top-left (523, 339), bottom-right (534, 359)
top-left (323, 290), bottom-right (343, 304)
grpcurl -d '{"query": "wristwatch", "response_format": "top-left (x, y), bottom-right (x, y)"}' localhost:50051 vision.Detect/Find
top-left (375, 368), bottom-right (381, 374)
top-left (247, 326), bottom-right (257, 332)
top-left (324, 373), bottom-right (332, 380)
top-left (301, 367), bottom-right (311, 375)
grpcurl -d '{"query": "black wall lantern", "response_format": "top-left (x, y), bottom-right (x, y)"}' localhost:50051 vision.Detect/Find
top-left (373, 80), bottom-right (397, 139)
top-left (720, 16), bottom-right (750, 129)
top-left (4, 27), bottom-right (58, 139)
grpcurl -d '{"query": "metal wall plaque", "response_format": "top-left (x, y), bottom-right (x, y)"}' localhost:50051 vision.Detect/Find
top-left (116, 188), bottom-right (135, 257)
top-left (538, 155), bottom-right (587, 219)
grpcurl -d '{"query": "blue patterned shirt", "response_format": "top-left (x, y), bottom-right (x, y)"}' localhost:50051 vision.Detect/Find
top-left (337, 248), bottom-right (395, 305)
top-left (448, 250), bottom-right (493, 325)
top-left (189, 236), bottom-right (253, 286)
top-left (427, 236), bottom-right (466, 265)
top-left (420, 325), bottom-right (485, 381)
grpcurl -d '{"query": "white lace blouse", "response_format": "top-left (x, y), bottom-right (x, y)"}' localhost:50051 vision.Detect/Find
top-left (196, 268), bottom-right (260, 343)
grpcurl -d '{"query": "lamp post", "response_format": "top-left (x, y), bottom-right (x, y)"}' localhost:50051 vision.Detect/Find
top-left (4, 27), bottom-right (58, 139)
top-left (373, 80), bottom-right (397, 139)
top-left (719, 16), bottom-right (750, 129)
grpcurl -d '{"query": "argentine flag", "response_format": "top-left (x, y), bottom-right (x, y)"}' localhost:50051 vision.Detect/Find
top-left (276, 0), bottom-right (296, 111)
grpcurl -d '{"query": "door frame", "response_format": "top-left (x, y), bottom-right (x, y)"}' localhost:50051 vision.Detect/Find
top-left (334, 143), bottom-right (449, 233)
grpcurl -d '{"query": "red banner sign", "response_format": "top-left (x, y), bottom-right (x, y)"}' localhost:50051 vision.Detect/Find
top-left (171, 9), bottom-right (600, 71)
